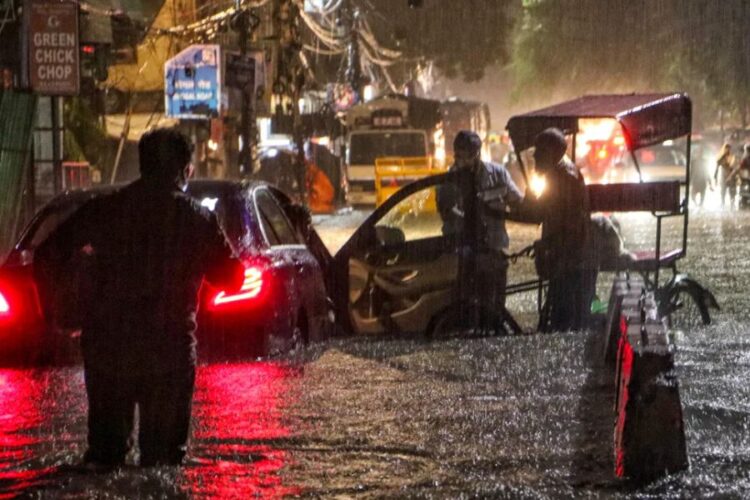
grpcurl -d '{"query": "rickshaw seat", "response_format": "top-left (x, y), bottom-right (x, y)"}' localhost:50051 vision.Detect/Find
top-left (625, 248), bottom-right (682, 272)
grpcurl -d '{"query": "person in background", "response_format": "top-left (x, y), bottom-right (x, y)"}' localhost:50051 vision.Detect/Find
top-left (714, 143), bottom-right (739, 209)
top-left (738, 144), bottom-right (750, 209)
top-left (690, 143), bottom-right (709, 207)
top-left (739, 143), bottom-right (750, 177)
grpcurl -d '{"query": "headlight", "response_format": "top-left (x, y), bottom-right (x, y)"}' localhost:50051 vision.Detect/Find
top-left (530, 173), bottom-right (547, 198)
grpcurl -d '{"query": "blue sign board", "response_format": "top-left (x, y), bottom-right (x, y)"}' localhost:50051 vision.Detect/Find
top-left (165, 45), bottom-right (222, 119)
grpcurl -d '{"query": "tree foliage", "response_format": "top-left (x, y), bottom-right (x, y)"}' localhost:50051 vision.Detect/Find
top-left (366, 0), bottom-right (513, 82)
top-left (512, 0), bottom-right (750, 127)
top-left (302, 0), bottom-right (514, 89)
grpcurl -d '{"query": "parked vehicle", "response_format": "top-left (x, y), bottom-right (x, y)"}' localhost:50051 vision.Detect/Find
top-left (0, 180), bottom-right (333, 365)
top-left (620, 143), bottom-right (688, 183)
top-left (343, 95), bottom-right (440, 205)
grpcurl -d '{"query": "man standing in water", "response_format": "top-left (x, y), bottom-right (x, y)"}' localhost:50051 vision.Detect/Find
top-left (36, 128), bottom-right (243, 467)
top-left (524, 128), bottom-right (591, 332)
top-left (437, 130), bottom-right (523, 328)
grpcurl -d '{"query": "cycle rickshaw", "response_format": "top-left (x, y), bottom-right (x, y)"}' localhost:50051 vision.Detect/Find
top-left (506, 93), bottom-right (719, 330)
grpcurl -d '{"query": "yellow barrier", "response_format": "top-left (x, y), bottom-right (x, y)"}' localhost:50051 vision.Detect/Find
top-left (374, 156), bottom-right (447, 207)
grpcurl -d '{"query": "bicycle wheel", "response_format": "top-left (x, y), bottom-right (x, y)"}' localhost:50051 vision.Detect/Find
top-left (666, 287), bottom-right (711, 329)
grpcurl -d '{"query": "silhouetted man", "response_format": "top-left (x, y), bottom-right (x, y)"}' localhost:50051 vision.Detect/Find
top-left (527, 128), bottom-right (590, 331)
top-left (36, 128), bottom-right (243, 467)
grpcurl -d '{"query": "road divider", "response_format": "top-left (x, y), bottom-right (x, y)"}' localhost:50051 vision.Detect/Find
top-left (605, 274), bottom-right (688, 482)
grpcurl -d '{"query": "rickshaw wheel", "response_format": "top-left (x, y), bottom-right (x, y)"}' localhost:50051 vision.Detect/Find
top-left (666, 288), bottom-right (711, 330)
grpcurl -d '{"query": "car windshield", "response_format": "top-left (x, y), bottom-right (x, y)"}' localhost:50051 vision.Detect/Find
top-left (349, 131), bottom-right (427, 165)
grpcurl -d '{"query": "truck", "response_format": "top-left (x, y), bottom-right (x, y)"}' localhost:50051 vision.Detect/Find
top-left (342, 95), bottom-right (443, 205)
top-left (341, 95), bottom-right (491, 205)
top-left (440, 97), bottom-right (491, 159)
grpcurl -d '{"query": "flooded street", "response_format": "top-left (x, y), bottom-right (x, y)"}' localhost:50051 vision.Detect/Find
top-left (2, 208), bottom-right (750, 498)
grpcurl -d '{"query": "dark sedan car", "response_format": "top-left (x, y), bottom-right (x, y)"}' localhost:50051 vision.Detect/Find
top-left (0, 179), bottom-right (332, 364)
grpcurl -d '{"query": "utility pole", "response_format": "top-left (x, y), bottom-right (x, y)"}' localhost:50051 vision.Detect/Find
top-left (236, 0), bottom-right (255, 176)
top-left (345, 7), bottom-right (365, 101)
top-left (284, 0), bottom-right (307, 204)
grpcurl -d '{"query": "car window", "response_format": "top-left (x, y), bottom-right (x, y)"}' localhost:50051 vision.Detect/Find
top-left (637, 147), bottom-right (680, 166)
top-left (376, 183), bottom-right (447, 243)
top-left (194, 192), bottom-right (247, 249)
top-left (254, 190), bottom-right (300, 246)
top-left (21, 201), bottom-right (83, 251)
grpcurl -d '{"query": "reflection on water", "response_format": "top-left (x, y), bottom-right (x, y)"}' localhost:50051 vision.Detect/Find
top-left (184, 362), bottom-right (301, 498)
top-left (0, 363), bottom-right (300, 498)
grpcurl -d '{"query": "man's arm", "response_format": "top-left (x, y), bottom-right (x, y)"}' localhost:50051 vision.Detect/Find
top-left (479, 165), bottom-right (523, 210)
top-left (506, 194), bottom-right (545, 224)
top-left (714, 159), bottom-right (722, 182)
top-left (33, 199), bottom-right (100, 323)
top-left (35, 199), bottom-right (99, 271)
top-left (436, 182), bottom-right (465, 237)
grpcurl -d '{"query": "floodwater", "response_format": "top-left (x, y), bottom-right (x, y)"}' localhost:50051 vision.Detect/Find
top-left (1, 207), bottom-right (749, 498)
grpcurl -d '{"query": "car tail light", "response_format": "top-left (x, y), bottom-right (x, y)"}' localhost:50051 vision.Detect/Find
top-left (212, 265), bottom-right (266, 307)
top-left (0, 289), bottom-right (10, 316)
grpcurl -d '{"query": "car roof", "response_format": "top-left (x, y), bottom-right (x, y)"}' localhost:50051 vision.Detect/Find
top-left (16, 178), bottom-right (277, 256)
top-left (45, 178), bottom-right (271, 208)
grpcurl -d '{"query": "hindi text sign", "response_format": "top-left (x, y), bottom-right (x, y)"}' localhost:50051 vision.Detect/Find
top-left (165, 45), bottom-right (221, 119)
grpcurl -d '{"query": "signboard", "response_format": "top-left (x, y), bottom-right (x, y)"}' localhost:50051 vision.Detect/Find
top-left (28, 1), bottom-right (79, 95)
top-left (165, 44), bottom-right (221, 119)
top-left (225, 52), bottom-right (255, 92)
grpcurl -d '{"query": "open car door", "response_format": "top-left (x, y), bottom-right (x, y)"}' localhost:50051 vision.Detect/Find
top-left (331, 171), bottom-right (467, 336)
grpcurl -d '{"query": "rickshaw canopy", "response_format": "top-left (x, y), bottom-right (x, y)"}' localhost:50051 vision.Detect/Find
top-left (506, 93), bottom-right (692, 152)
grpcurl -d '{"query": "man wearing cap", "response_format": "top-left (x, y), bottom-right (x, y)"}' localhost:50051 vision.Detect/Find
top-left (437, 130), bottom-right (523, 325)
top-left (527, 127), bottom-right (591, 332)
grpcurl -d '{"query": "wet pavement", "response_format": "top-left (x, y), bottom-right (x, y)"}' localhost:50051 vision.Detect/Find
top-left (1, 207), bottom-right (749, 498)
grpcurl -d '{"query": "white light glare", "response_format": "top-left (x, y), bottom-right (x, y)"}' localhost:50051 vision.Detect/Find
top-left (201, 197), bottom-right (219, 211)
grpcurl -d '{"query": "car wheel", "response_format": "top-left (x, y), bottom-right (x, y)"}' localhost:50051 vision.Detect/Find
top-left (428, 304), bottom-right (510, 339)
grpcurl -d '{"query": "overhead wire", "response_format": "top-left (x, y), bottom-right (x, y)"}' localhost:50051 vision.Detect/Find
top-left (306, 0), bottom-right (343, 16)
top-left (302, 43), bottom-right (344, 55)
top-left (359, 43), bottom-right (398, 67)
top-left (359, 18), bottom-right (401, 59)
top-left (0, 0), bottom-right (16, 38)
top-left (297, 6), bottom-right (345, 49)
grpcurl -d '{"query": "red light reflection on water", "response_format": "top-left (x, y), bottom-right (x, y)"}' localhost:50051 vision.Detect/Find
top-left (0, 370), bottom-right (57, 497)
top-left (181, 362), bottom-right (301, 498)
